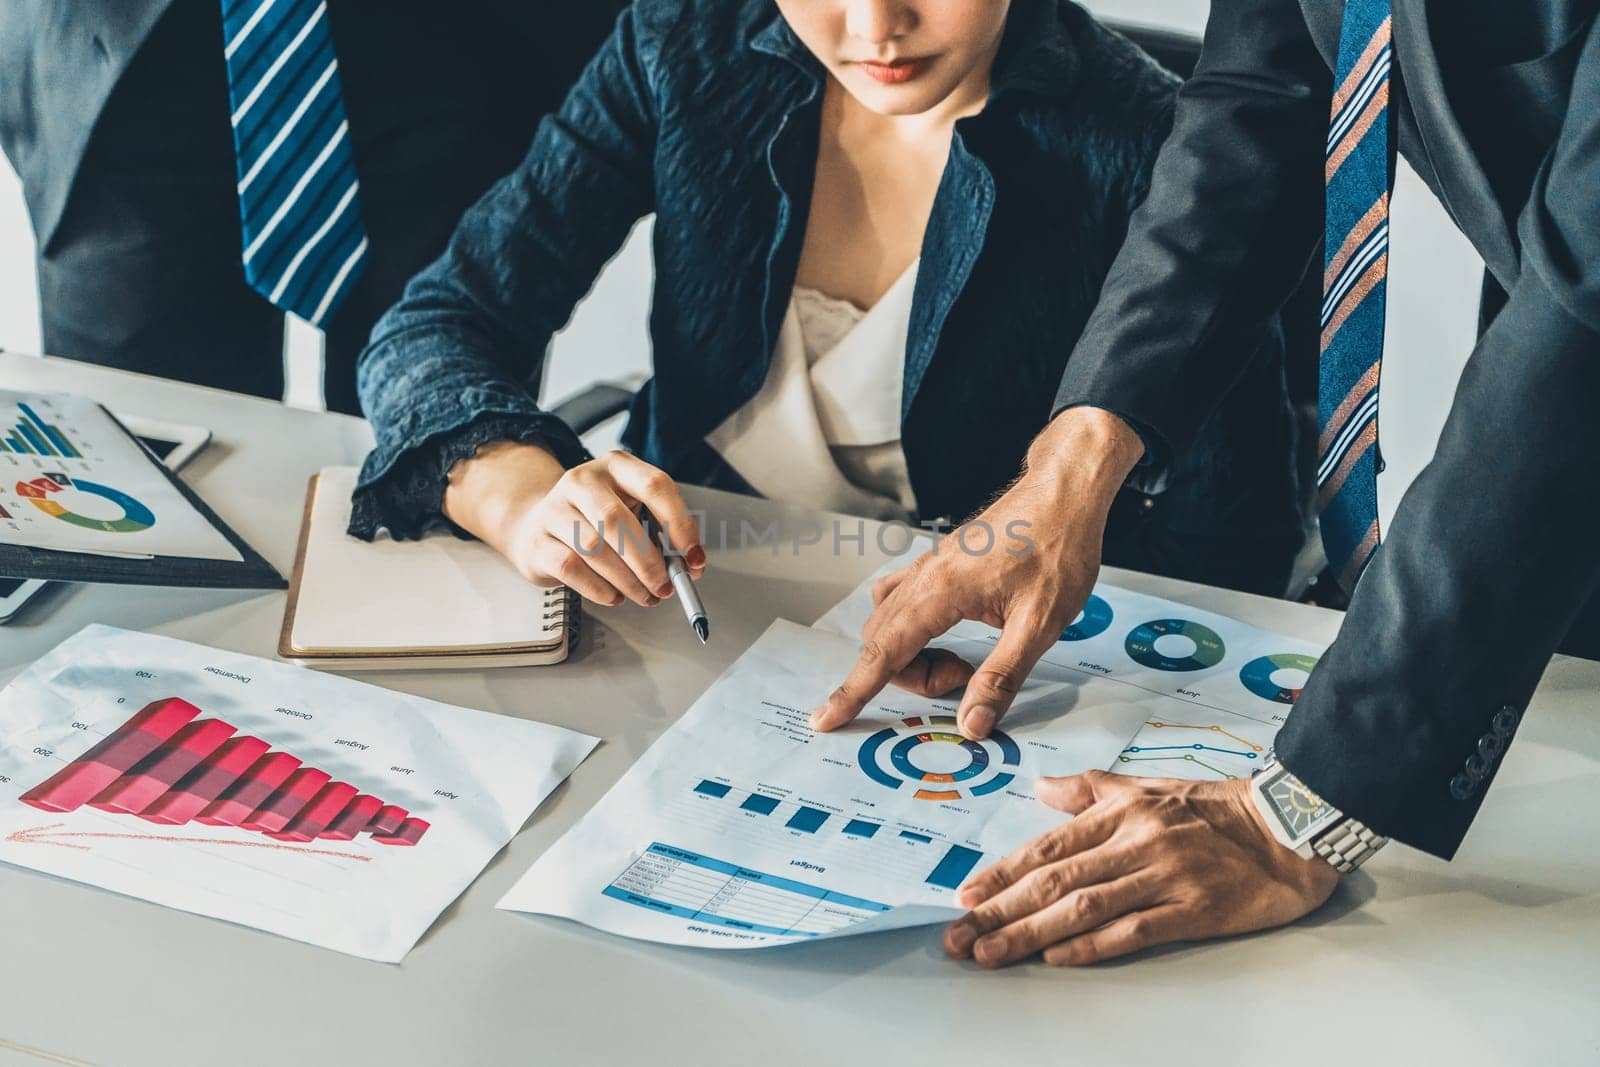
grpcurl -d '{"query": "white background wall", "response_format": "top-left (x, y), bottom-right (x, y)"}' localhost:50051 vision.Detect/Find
top-left (0, 0), bottom-right (1484, 528)
top-left (0, 161), bottom-right (40, 355)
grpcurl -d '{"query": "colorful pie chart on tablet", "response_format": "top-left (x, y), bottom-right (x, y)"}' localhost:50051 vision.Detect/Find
top-left (1238, 653), bottom-right (1319, 703)
top-left (1059, 594), bottom-right (1114, 642)
top-left (1124, 618), bottom-right (1226, 672)
top-left (16, 474), bottom-right (155, 533)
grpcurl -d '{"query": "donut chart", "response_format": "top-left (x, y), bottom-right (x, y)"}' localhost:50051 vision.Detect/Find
top-left (16, 474), bottom-right (155, 534)
top-left (1059, 594), bottom-right (1114, 642)
top-left (1239, 653), bottom-right (1319, 703)
top-left (1124, 619), bottom-right (1226, 672)
top-left (857, 716), bottom-right (1021, 801)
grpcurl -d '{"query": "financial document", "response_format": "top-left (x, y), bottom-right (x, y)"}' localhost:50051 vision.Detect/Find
top-left (498, 620), bottom-right (1149, 948)
top-left (0, 626), bottom-right (597, 962)
top-left (815, 564), bottom-right (1326, 784)
top-left (0, 391), bottom-right (241, 561)
top-left (503, 562), bottom-right (1328, 950)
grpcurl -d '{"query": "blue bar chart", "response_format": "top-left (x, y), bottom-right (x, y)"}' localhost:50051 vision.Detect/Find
top-left (2, 402), bottom-right (81, 458)
top-left (673, 775), bottom-right (988, 912)
top-left (785, 806), bottom-right (829, 833)
top-left (739, 794), bottom-right (780, 816)
top-left (926, 845), bottom-right (984, 890)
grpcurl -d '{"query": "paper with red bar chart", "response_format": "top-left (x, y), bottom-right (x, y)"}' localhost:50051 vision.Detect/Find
top-left (0, 625), bottom-right (597, 961)
top-left (497, 620), bottom-right (1150, 949)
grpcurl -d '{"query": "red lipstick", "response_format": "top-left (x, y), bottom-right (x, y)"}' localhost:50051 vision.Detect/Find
top-left (857, 58), bottom-right (927, 84)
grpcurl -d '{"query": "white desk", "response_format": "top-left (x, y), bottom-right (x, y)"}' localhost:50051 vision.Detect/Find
top-left (1, 353), bottom-right (1596, 1067)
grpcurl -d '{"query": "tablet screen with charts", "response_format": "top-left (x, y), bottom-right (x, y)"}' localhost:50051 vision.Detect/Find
top-left (0, 414), bottom-right (211, 623)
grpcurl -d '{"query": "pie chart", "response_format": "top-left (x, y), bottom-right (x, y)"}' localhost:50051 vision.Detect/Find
top-left (1059, 594), bottom-right (1114, 642)
top-left (16, 474), bottom-right (155, 534)
top-left (1238, 653), bottom-right (1319, 703)
top-left (857, 715), bottom-right (1022, 802)
top-left (1124, 618), bottom-right (1227, 672)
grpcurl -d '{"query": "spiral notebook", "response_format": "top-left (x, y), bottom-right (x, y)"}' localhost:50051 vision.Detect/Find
top-left (278, 467), bottom-right (579, 670)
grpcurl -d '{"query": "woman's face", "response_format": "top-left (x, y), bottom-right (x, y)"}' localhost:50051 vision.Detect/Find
top-left (776, 0), bottom-right (1011, 116)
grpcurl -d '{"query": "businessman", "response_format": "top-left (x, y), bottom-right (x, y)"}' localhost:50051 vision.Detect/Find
top-left (812, 0), bottom-right (1600, 964)
top-left (0, 0), bottom-right (621, 412)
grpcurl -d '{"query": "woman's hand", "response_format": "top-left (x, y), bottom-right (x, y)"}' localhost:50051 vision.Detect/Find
top-left (443, 442), bottom-right (705, 606)
top-left (943, 772), bottom-right (1340, 967)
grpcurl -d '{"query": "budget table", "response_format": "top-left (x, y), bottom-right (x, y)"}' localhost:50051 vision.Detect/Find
top-left (1, 352), bottom-right (1597, 1067)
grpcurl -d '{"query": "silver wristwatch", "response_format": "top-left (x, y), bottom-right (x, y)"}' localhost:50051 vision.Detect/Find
top-left (1249, 753), bottom-right (1387, 873)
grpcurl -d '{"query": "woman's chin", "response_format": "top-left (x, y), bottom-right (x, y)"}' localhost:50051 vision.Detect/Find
top-left (838, 75), bottom-right (960, 118)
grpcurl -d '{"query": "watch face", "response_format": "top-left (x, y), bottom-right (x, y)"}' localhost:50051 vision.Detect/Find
top-left (1263, 768), bottom-right (1336, 843)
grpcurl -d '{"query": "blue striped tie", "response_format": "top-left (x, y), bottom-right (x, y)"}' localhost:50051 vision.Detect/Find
top-left (221, 0), bottom-right (368, 328)
top-left (1318, 0), bottom-right (1392, 592)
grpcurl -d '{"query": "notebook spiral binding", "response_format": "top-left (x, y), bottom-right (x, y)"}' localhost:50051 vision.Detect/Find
top-left (542, 587), bottom-right (583, 643)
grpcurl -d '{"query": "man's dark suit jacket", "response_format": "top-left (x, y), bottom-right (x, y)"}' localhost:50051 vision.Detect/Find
top-left (0, 0), bottom-right (623, 255)
top-left (1056, 0), bottom-right (1600, 859)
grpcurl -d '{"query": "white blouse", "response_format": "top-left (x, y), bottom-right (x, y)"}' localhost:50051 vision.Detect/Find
top-left (705, 261), bottom-right (920, 522)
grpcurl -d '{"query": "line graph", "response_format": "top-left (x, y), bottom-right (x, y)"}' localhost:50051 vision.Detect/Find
top-left (1118, 753), bottom-right (1239, 779)
top-left (1133, 720), bottom-right (1263, 754)
top-left (1118, 720), bottom-right (1268, 781)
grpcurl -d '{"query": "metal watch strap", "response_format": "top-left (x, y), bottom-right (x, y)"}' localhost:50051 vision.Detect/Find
top-left (1311, 818), bottom-right (1388, 874)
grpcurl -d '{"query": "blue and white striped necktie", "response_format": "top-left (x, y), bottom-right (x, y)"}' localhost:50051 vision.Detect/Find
top-left (1318, 0), bottom-right (1393, 592)
top-left (221, 0), bottom-right (368, 328)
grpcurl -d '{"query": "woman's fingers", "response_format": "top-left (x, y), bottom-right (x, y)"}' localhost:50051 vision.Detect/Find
top-left (568, 480), bottom-right (672, 599)
top-left (528, 535), bottom-right (621, 606)
top-left (543, 506), bottom-right (657, 607)
top-left (603, 453), bottom-right (706, 577)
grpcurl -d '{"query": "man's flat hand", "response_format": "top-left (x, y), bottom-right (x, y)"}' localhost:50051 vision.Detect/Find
top-left (943, 771), bottom-right (1340, 967)
top-left (808, 408), bottom-right (1145, 741)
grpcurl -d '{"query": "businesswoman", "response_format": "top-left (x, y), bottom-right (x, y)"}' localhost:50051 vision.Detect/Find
top-left (351, 0), bottom-right (1303, 612)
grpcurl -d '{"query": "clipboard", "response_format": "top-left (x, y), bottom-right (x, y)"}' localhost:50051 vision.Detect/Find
top-left (0, 399), bottom-right (283, 590)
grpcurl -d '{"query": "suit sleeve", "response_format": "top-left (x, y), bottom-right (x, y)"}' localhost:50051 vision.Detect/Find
top-left (1277, 16), bottom-right (1600, 859)
top-left (1053, 0), bottom-right (1330, 473)
top-left (350, 4), bottom-right (663, 535)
